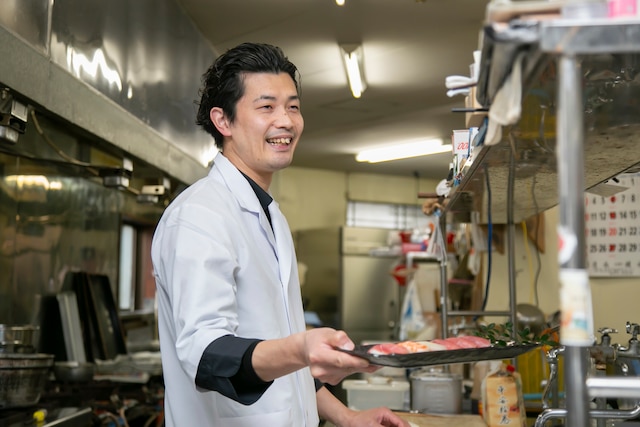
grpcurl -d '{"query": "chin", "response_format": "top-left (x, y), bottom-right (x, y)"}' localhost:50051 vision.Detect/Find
top-left (270, 152), bottom-right (294, 168)
top-left (274, 159), bottom-right (293, 171)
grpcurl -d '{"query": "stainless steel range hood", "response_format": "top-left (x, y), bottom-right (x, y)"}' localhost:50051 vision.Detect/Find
top-left (0, 0), bottom-right (216, 186)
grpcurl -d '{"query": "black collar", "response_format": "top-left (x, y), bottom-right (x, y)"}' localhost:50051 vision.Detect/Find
top-left (240, 172), bottom-right (273, 228)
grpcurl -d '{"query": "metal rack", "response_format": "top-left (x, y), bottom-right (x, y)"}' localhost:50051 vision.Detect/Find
top-left (406, 222), bottom-right (516, 341)
top-left (541, 17), bottom-right (640, 427)
top-left (446, 15), bottom-right (640, 427)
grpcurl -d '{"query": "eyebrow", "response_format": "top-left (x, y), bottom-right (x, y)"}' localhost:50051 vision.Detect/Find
top-left (253, 95), bottom-right (300, 103)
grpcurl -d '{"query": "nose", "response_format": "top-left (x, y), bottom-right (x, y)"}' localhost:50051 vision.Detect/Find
top-left (274, 107), bottom-right (294, 127)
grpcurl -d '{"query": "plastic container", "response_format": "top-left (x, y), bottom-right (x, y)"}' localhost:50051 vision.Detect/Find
top-left (409, 369), bottom-right (462, 414)
top-left (342, 378), bottom-right (410, 411)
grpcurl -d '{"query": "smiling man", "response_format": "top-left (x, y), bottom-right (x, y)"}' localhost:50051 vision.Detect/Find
top-left (151, 43), bottom-right (410, 427)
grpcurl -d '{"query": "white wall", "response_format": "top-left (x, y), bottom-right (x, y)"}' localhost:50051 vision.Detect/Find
top-left (271, 166), bottom-right (439, 231)
top-left (272, 167), bottom-right (348, 231)
top-left (484, 206), bottom-right (638, 346)
top-left (482, 208), bottom-right (560, 322)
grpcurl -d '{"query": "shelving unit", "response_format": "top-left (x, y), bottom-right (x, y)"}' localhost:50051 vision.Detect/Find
top-left (445, 13), bottom-right (640, 427)
top-left (540, 17), bottom-right (640, 427)
top-left (407, 230), bottom-right (514, 340)
top-left (404, 251), bottom-right (449, 339)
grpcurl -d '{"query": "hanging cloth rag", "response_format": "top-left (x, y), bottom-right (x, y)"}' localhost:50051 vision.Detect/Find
top-left (485, 51), bottom-right (526, 145)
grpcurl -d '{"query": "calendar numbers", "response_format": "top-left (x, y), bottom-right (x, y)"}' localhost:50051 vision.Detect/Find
top-left (585, 172), bottom-right (640, 277)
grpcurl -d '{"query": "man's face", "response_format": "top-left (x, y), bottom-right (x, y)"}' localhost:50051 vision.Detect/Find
top-left (218, 72), bottom-right (303, 188)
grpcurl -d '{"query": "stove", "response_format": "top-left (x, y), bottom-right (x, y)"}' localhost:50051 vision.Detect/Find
top-left (0, 375), bottom-right (164, 427)
top-left (0, 406), bottom-right (92, 427)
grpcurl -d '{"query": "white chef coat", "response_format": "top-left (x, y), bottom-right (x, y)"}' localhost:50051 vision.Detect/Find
top-left (151, 152), bottom-right (319, 427)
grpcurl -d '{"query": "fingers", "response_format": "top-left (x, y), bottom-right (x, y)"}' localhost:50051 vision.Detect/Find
top-left (329, 329), bottom-right (355, 351)
top-left (311, 355), bottom-right (373, 384)
top-left (304, 328), bottom-right (379, 383)
top-left (362, 364), bottom-right (380, 373)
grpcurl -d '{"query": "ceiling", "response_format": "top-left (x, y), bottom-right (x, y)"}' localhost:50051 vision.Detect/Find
top-left (177, 0), bottom-right (490, 181)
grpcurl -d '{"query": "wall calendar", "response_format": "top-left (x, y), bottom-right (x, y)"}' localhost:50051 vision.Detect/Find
top-left (585, 172), bottom-right (640, 277)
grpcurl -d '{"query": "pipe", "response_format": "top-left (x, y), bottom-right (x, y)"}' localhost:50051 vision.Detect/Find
top-left (587, 377), bottom-right (640, 399)
top-left (534, 404), bottom-right (640, 427)
top-left (557, 53), bottom-right (590, 427)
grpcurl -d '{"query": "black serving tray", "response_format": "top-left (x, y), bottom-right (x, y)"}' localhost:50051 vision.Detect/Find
top-left (340, 343), bottom-right (541, 368)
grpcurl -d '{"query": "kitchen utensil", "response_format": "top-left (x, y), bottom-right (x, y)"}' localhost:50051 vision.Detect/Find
top-left (0, 353), bottom-right (54, 408)
top-left (516, 303), bottom-right (546, 335)
top-left (410, 368), bottom-right (462, 414)
top-left (0, 340), bottom-right (25, 354)
top-left (0, 324), bottom-right (39, 353)
top-left (342, 378), bottom-right (410, 411)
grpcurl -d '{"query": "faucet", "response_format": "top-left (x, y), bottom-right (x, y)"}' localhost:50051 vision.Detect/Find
top-left (612, 322), bottom-right (640, 411)
top-left (617, 322), bottom-right (640, 358)
top-left (537, 324), bottom-right (640, 427)
top-left (590, 327), bottom-right (617, 372)
top-left (589, 327), bottom-right (619, 427)
top-left (542, 346), bottom-right (565, 410)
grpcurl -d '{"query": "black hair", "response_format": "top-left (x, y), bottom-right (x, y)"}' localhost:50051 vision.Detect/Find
top-left (196, 42), bottom-right (301, 149)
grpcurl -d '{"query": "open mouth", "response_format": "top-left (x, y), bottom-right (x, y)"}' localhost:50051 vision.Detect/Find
top-left (267, 137), bottom-right (292, 146)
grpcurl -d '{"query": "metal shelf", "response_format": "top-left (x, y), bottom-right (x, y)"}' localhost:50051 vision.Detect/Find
top-left (445, 20), bottom-right (640, 225)
top-left (446, 15), bottom-right (640, 427)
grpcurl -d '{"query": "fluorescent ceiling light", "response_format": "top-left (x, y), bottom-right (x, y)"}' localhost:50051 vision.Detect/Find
top-left (340, 44), bottom-right (367, 98)
top-left (356, 139), bottom-right (451, 163)
top-left (336, 0), bottom-right (345, 5)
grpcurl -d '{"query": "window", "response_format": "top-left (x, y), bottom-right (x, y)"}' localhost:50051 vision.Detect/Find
top-left (346, 200), bottom-right (430, 230)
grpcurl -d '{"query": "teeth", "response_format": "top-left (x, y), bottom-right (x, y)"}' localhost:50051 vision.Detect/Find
top-left (267, 138), bottom-right (291, 145)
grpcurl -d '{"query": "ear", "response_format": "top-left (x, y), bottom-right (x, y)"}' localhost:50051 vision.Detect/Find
top-left (210, 107), bottom-right (232, 137)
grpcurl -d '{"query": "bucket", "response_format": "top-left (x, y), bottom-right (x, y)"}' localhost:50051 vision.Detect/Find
top-left (409, 368), bottom-right (462, 414)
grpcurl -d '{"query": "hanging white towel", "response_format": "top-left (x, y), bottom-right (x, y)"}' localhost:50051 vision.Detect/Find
top-left (486, 51), bottom-right (526, 145)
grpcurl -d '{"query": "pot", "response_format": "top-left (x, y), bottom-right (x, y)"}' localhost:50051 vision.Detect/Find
top-left (0, 353), bottom-right (54, 409)
top-left (516, 303), bottom-right (545, 335)
top-left (409, 368), bottom-right (462, 414)
top-left (0, 324), bottom-right (39, 354)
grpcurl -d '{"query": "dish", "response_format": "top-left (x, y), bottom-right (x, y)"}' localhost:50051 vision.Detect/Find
top-left (340, 343), bottom-right (541, 368)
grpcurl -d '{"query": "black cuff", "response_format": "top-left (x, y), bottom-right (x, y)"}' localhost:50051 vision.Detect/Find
top-left (196, 335), bottom-right (272, 405)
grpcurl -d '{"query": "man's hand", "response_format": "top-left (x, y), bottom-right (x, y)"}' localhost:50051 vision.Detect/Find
top-left (302, 328), bottom-right (378, 385)
top-left (340, 407), bottom-right (412, 427)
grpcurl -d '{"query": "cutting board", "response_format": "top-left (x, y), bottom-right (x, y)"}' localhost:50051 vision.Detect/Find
top-left (395, 412), bottom-right (487, 427)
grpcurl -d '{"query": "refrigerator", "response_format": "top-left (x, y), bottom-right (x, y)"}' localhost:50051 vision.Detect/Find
top-left (294, 226), bottom-right (402, 345)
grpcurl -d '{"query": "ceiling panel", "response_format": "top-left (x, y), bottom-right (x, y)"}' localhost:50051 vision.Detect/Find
top-left (178, 0), bottom-right (490, 179)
